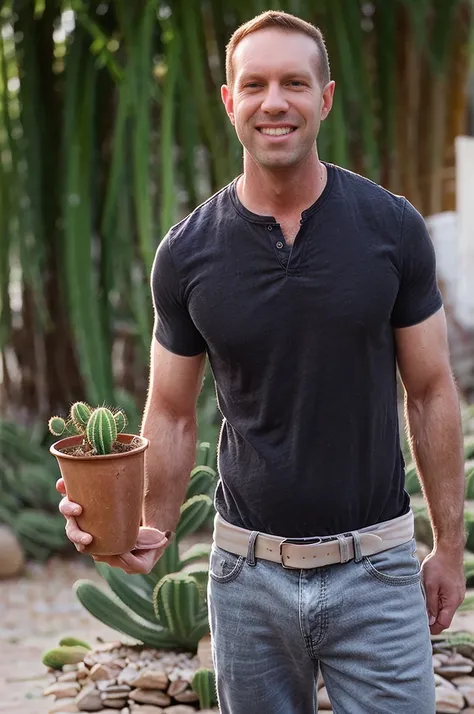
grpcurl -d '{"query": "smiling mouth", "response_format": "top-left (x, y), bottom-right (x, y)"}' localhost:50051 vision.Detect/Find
top-left (257, 127), bottom-right (297, 136)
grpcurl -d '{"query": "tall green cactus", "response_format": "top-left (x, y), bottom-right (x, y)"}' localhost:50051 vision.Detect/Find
top-left (70, 401), bottom-right (92, 431)
top-left (192, 668), bottom-right (218, 709)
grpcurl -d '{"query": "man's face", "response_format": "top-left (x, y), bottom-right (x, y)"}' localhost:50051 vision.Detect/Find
top-left (222, 29), bottom-right (334, 171)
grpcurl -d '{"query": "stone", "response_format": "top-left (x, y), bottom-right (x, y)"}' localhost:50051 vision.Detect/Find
top-left (101, 699), bottom-right (128, 709)
top-left (129, 707), bottom-right (164, 714)
top-left (456, 685), bottom-right (474, 706)
top-left (318, 686), bottom-right (332, 710)
top-left (167, 680), bottom-right (188, 697)
top-left (98, 684), bottom-right (131, 696)
top-left (63, 664), bottom-right (79, 672)
top-left (436, 664), bottom-right (473, 678)
top-left (129, 689), bottom-right (171, 706)
top-left (173, 689), bottom-right (199, 703)
top-left (48, 698), bottom-right (79, 713)
top-left (0, 525), bottom-right (24, 578)
top-left (130, 670), bottom-right (169, 690)
top-left (89, 663), bottom-right (122, 681)
top-left (75, 683), bottom-right (103, 711)
top-left (435, 686), bottom-right (464, 713)
top-left (118, 664), bottom-right (140, 686)
top-left (197, 634), bottom-right (213, 670)
top-left (434, 674), bottom-right (455, 689)
top-left (163, 707), bottom-right (196, 714)
top-left (58, 671), bottom-right (81, 683)
top-left (44, 682), bottom-right (81, 698)
top-left (451, 675), bottom-right (474, 687)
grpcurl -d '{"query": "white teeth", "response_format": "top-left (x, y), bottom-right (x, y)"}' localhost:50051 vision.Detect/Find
top-left (260, 127), bottom-right (293, 136)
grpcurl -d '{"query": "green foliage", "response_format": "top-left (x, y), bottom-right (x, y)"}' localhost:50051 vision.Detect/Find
top-left (58, 636), bottom-right (91, 649)
top-left (74, 445), bottom-right (217, 650)
top-left (41, 645), bottom-right (90, 670)
top-left (0, 420), bottom-right (72, 560)
top-left (192, 667), bottom-right (218, 709)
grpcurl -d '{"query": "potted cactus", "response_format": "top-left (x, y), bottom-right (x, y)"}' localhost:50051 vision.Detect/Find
top-left (48, 402), bottom-right (149, 556)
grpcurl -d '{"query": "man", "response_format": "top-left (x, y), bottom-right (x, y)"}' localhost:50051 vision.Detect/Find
top-left (58, 10), bottom-right (466, 713)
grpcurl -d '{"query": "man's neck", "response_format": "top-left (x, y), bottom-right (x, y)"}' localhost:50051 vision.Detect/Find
top-left (237, 152), bottom-right (326, 218)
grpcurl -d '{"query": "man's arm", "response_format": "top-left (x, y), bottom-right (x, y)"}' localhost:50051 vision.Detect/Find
top-left (395, 307), bottom-right (465, 632)
top-left (141, 337), bottom-right (207, 533)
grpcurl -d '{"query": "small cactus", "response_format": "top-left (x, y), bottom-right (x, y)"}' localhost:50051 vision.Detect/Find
top-left (192, 668), bottom-right (217, 708)
top-left (48, 416), bottom-right (66, 436)
top-left (42, 645), bottom-right (89, 669)
top-left (48, 402), bottom-right (131, 455)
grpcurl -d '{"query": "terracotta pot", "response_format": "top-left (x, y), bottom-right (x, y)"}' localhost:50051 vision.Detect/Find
top-left (50, 433), bottom-right (149, 556)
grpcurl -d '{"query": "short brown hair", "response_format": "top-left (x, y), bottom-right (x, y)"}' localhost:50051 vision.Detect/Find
top-left (225, 10), bottom-right (330, 89)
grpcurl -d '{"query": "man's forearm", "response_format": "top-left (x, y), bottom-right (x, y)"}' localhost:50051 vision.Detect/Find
top-left (405, 377), bottom-right (465, 552)
top-left (140, 404), bottom-right (198, 533)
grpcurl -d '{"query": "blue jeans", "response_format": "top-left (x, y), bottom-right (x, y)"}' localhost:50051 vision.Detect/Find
top-left (207, 525), bottom-right (435, 714)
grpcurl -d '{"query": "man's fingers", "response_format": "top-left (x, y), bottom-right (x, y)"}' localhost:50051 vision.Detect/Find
top-left (64, 515), bottom-right (93, 549)
top-left (59, 496), bottom-right (83, 518)
top-left (56, 478), bottom-right (66, 495)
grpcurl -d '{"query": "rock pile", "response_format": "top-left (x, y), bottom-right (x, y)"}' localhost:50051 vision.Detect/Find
top-left (44, 635), bottom-right (474, 713)
top-left (44, 641), bottom-right (219, 713)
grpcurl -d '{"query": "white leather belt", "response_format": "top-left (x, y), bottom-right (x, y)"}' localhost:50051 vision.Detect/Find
top-left (213, 510), bottom-right (414, 569)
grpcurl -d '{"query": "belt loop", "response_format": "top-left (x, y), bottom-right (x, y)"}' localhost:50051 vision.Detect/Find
top-left (246, 530), bottom-right (259, 567)
top-left (350, 530), bottom-right (363, 563)
top-left (336, 534), bottom-right (350, 563)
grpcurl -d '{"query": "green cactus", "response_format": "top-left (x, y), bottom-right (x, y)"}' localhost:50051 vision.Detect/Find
top-left (70, 401), bottom-right (92, 432)
top-left (48, 416), bottom-right (66, 436)
top-left (42, 645), bottom-right (90, 669)
top-left (59, 636), bottom-right (91, 649)
top-left (192, 668), bottom-right (217, 709)
top-left (153, 572), bottom-right (206, 642)
top-left (86, 407), bottom-right (117, 455)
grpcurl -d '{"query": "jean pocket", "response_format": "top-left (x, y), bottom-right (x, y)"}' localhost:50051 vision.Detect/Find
top-left (209, 544), bottom-right (245, 583)
top-left (363, 538), bottom-right (422, 586)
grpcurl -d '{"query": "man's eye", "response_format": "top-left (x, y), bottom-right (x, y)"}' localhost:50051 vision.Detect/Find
top-left (245, 83), bottom-right (260, 89)
top-left (289, 81), bottom-right (304, 87)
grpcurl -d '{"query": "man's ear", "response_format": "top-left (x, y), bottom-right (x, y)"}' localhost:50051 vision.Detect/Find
top-left (221, 84), bottom-right (235, 125)
top-left (320, 80), bottom-right (336, 122)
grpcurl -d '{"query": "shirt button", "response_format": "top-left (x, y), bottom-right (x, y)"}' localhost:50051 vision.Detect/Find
top-left (276, 241), bottom-right (284, 249)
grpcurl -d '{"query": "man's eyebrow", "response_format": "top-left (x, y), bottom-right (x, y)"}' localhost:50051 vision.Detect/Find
top-left (238, 70), bottom-right (313, 83)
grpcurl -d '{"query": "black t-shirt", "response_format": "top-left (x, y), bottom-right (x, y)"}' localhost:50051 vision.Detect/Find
top-left (151, 163), bottom-right (443, 537)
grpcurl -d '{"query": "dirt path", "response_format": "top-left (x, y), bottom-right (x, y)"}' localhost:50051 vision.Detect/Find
top-left (1, 556), bottom-right (122, 714)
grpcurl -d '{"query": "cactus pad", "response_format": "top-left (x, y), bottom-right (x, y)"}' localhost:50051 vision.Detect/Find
top-left (48, 416), bottom-right (66, 436)
top-left (42, 645), bottom-right (89, 669)
top-left (192, 668), bottom-right (217, 708)
top-left (86, 407), bottom-right (117, 454)
top-left (70, 401), bottom-right (92, 432)
top-left (114, 410), bottom-right (127, 433)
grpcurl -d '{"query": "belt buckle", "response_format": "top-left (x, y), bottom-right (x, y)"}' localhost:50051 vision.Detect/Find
top-left (279, 537), bottom-right (322, 569)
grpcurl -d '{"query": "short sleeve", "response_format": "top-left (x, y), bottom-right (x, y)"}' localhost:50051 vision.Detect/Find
top-left (151, 236), bottom-right (207, 356)
top-left (390, 200), bottom-right (443, 328)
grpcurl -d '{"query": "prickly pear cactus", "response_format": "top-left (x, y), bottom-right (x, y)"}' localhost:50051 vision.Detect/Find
top-left (86, 407), bottom-right (118, 455)
top-left (192, 668), bottom-right (218, 708)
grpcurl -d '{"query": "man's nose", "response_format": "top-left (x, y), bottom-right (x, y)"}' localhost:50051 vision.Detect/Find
top-left (261, 84), bottom-right (289, 114)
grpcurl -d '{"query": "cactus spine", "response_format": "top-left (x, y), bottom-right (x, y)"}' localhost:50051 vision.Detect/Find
top-left (86, 407), bottom-right (117, 455)
top-left (192, 668), bottom-right (217, 709)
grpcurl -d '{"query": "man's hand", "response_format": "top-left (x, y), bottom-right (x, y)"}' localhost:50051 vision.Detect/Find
top-left (421, 548), bottom-right (466, 634)
top-left (57, 478), bottom-right (172, 575)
